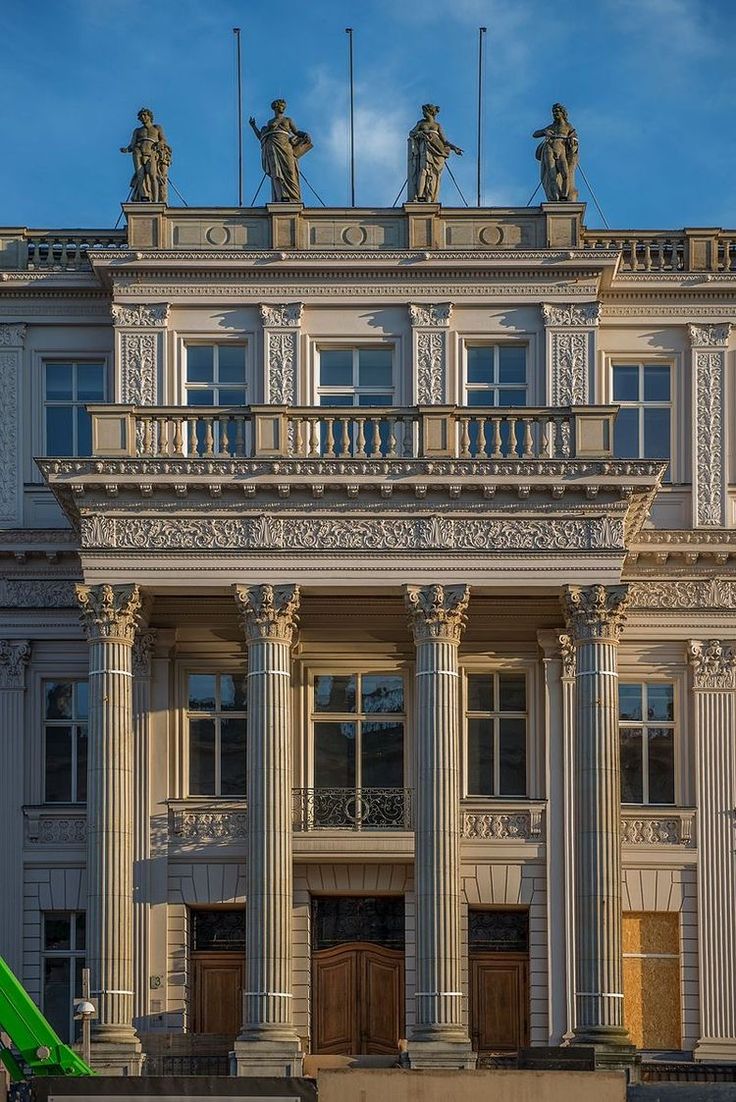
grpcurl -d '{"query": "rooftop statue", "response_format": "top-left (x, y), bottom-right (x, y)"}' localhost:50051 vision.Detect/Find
top-left (532, 103), bottom-right (579, 202)
top-left (408, 104), bottom-right (463, 204)
top-left (249, 99), bottom-right (312, 204)
top-left (120, 107), bottom-right (171, 204)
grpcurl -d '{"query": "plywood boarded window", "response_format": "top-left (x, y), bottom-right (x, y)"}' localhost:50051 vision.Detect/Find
top-left (623, 912), bottom-right (680, 1050)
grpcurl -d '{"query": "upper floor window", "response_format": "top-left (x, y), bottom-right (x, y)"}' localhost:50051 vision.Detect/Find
top-left (43, 911), bottom-right (85, 1044)
top-left (44, 362), bottom-right (106, 456)
top-left (44, 681), bottom-right (87, 804)
top-left (185, 344), bottom-right (248, 407)
top-left (612, 363), bottom-right (671, 471)
top-left (466, 672), bottom-right (527, 796)
top-left (619, 682), bottom-right (675, 805)
top-left (188, 673), bottom-right (247, 797)
top-left (312, 672), bottom-right (405, 791)
top-left (317, 347), bottom-right (395, 408)
top-left (465, 345), bottom-right (527, 407)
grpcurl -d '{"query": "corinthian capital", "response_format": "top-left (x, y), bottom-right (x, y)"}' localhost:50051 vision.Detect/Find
top-left (688, 639), bottom-right (736, 690)
top-left (111, 303), bottom-right (170, 328)
top-left (408, 302), bottom-right (453, 328)
top-left (75, 583), bottom-right (142, 644)
top-left (688, 323), bottom-right (731, 349)
top-left (0, 640), bottom-right (31, 689)
top-left (541, 302), bottom-right (601, 328)
top-left (405, 584), bottom-right (470, 644)
top-left (259, 303), bottom-right (303, 328)
top-left (0, 323), bottom-right (27, 347)
top-left (234, 584), bottom-right (300, 644)
top-left (561, 584), bottom-right (631, 643)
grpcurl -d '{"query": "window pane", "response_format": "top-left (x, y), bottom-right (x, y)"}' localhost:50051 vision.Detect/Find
top-left (647, 685), bottom-right (674, 721)
top-left (218, 345), bottom-right (246, 382)
top-left (217, 387), bottom-right (247, 406)
top-left (467, 675), bottom-right (493, 712)
top-left (44, 957), bottom-right (70, 1043)
top-left (220, 674), bottom-right (247, 712)
top-left (189, 718), bottom-right (216, 795)
top-left (614, 407), bottom-right (639, 458)
top-left (620, 728), bottom-right (643, 803)
top-left (75, 682), bottom-right (88, 720)
top-left (496, 388), bottom-right (526, 408)
top-left (76, 725), bottom-right (87, 803)
top-left (619, 684), bottom-right (642, 721)
top-left (358, 349), bottom-right (392, 388)
top-left (357, 393), bottom-right (392, 407)
top-left (44, 914), bottom-right (71, 950)
top-left (188, 388), bottom-right (215, 406)
top-left (320, 350), bottom-right (352, 387)
top-left (75, 913), bottom-right (86, 951)
top-left (498, 347), bottom-right (526, 385)
top-left (76, 363), bottom-right (105, 401)
top-left (648, 728), bottom-right (675, 804)
top-left (466, 390), bottom-right (495, 407)
top-left (499, 674), bottom-right (526, 712)
top-left (187, 346), bottom-right (214, 383)
top-left (314, 721), bottom-right (356, 787)
top-left (499, 718), bottom-right (526, 795)
top-left (643, 407), bottom-right (670, 459)
top-left (188, 675), bottom-right (216, 711)
top-left (46, 405), bottom-right (74, 456)
top-left (220, 718), bottom-right (247, 796)
top-left (46, 682), bottom-right (73, 719)
top-left (643, 365), bottom-right (670, 402)
top-left (361, 721), bottom-right (404, 787)
top-left (613, 365), bottom-right (639, 402)
top-left (319, 394), bottom-right (354, 407)
top-left (76, 405), bottom-right (92, 456)
top-left (361, 674), bottom-right (404, 714)
top-left (45, 363), bottom-right (73, 400)
top-left (467, 717), bottom-right (493, 796)
top-left (45, 727), bottom-right (72, 802)
top-left (314, 675), bottom-right (356, 713)
top-left (467, 347), bottom-right (493, 385)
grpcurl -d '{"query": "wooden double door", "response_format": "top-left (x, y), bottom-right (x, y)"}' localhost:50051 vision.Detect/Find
top-left (312, 941), bottom-right (404, 1054)
top-left (191, 952), bottom-right (244, 1037)
top-left (470, 953), bottom-right (529, 1055)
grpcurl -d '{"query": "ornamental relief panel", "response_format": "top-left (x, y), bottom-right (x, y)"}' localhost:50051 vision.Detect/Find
top-left (416, 331), bottom-right (445, 404)
top-left (628, 578), bottom-right (736, 610)
top-left (550, 330), bottom-right (588, 405)
top-left (694, 349), bottom-right (724, 527)
top-left (0, 579), bottom-right (79, 608)
top-left (266, 331), bottom-right (296, 404)
top-left (111, 303), bottom-right (170, 328)
top-left (0, 350), bottom-right (20, 522)
top-left (119, 331), bottom-right (157, 405)
top-left (541, 302), bottom-right (601, 328)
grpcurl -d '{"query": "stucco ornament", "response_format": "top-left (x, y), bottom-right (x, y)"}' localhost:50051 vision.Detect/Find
top-left (0, 324), bottom-right (27, 347)
top-left (75, 583), bottom-right (142, 643)
top-left (541, 303), bottom-right (600, 328)
top-left (259, 303), bottom-right (303, 328)
top-left (532, 103), bottom-right (579, 201)
top-left (408, 303), bottom-right (453, 328)
top-left (561, 583), bottom-right (631, 642)
top-left (111, 303), bottom-right (170, 328)
top-left (405, 583), bottom-right (470, 643)
top-left (688, 639), bottom-right (736, 690)
top-left (0, 640), bottom-right (31, 690)
top-left (121, 107), bottom-right (171, 203)
top-left (233, 583), bottom-right (300, 644)
top-left (132, 628), bottom-right (158, 677)
top-left (407, 104), bottom-right (462, 203)
top-left (249, 100), bottom-right (312, 203)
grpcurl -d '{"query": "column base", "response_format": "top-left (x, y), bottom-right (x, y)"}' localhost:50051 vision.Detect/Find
top-left (571, 1027), bottom-right (637, 1071)
top-left (406, 1035), bottom-right (476, 1069)
top-left (694, 1038), bottom-right (736, 1063)
top-left (88, 1040), bottom-right (143, 1076)
top-left (230, 1037), bottom-right (303, 1077)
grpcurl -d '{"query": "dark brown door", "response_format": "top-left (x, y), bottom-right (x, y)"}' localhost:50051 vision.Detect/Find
top-left (470, 953), bottom-right (529, 1054)
top-left (312, 941), bottom-right (404, 1054)
top-left (192, 952), bottom-right (244, 1036)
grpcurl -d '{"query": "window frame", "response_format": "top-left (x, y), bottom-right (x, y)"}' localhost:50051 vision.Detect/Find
top-left (462, 668), bottom-right (530, 798)
top-left (607, 357), bottom-right (677, 481)
top-left (174, 332), bottom-right (255, 406)
top-left (43, 679), bottom-right (88, 805)
top-left (42, 911), bottom-right (86, 1045)
top-left (39, 356), bottom-right (110, 462)
top-left (314, 344), bottom-right (398, 409)
top-left (618, 679), bottom-right (677, 806)
top-left (185, 670), bottom-right (248, 798)
top-left (182, 341), bottom-right (249, 408)
top-left (461, 342), bottom-right (530, 409)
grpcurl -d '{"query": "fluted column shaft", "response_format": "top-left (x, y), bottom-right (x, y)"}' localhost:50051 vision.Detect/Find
top-left (563, 584), bottom-right (632, 1050)
top-left (689, 640), bottom-right (736, 1061)
top-left (0, 641), bottom-right (32, 975)
top-left (132, 629), bottom-right (156, 1026)
top-left (76, 584), bottom-right (142, 1062)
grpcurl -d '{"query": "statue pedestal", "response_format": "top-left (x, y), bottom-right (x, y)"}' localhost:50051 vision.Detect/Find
top-left (541, 201), bottom-right (585, 248)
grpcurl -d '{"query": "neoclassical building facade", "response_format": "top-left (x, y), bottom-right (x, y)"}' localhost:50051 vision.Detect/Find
top-left (1, 201), bottom-right (736, 1075)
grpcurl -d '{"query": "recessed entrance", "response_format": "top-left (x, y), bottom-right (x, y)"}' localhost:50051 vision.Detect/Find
top-left (190, 908), bottom-right (245, 1038)
top-left (311, 896), bottom-right (404, 1054)
top-left (469, 909), bottom-right (529, 1055)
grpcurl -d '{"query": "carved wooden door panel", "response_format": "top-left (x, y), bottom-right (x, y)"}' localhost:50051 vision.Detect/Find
top-left (361, 945), bottom-right (404, 1054)
top-left (192, 952), bottom-right (244, 1036)
top-left (312, 945), bottom-right (359, 1053)
top-left (312, 942), bottom-right (403, 1054)
top-left (470, 953), bottom-right (529, 1054)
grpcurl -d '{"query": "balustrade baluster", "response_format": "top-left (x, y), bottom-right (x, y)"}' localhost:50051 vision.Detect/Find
top-left (643, 241), bottom-right (652, 271)
top-left (142, 418), bottom-right (152, 457)
top-left (458, 417), bottom-right (471, 459)
top-left (219, 417), bottom-right (230, 457)
top-left (356, 417), bottom-right (367, 458)
top-left (324, 418), bottom-right (335, 457)
top-left (369, 417), bottom-right (382, 458)
top-left (203, 417), bottom-right (215, 458)
top-left (387, 418), bottom-right (398, 458)
top-left (173, 417), bottom-right (184, 457)
top-left (506, 415), bottom-right (518, 457)
top-left (491, 416), bottom-right (502, 459)
top-left (184, 416), bottom-right (196, 457)
top-left (522, 417), bottom-right (534, 458)
top-left (308, 417), bottom-right (321, 458)
top-left (540, 418), bottom-right (550, 457)
top-left (235, 418), bottom-right (245, 457)
top-left (336, 417), bottom-right (349, 458)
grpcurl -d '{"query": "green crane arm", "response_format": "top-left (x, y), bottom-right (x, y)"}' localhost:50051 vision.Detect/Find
top-left (0, 956), bottom-right (93, 1080)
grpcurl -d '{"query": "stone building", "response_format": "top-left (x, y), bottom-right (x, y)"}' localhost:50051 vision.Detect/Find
top-left (1, 200), bottom-right (735, 1075)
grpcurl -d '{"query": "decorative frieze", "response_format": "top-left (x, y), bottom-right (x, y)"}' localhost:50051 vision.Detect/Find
top-left (233, 583), bottom-right (300, 645)
top-left (25, 809), bottom-right (87, 844)
top-left (688, 639), bottom-right (736, 691)
top-left (0, 640), bottom-right (31, 690)
top-left (562, 583), bottom-right (631, 642)
top-left (689, 322), bottom-right (730, 528)
top-left (621, 813), bottom-right (694, 846)
top-left (76, 583), bottom-right (141, 644)
top-left (170, 806), bottom-right (248, 841)
top-left (409, 302), bottom-right (452, 404)
top-left (0, 323), bottom-right (26, 526)
top-left (629, 578), bottom-right (736, 610)
top-left (0, 579), bottom-right (79, 608)
top-left (462, 809), bottom-right (544, 840)
top-left (405, 583), bottom-right (469, 643)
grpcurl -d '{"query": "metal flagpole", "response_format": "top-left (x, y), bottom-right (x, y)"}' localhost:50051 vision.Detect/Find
top-left (345, 27), bottom-right (355, 206)
top-left (233, 27), bottom-right (243, 207)
top-left (476, 26), bottom-right (487, 207)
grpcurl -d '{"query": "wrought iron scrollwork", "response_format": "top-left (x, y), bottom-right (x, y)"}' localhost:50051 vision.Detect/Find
top-left (292, 787), bottom-right (413, 831)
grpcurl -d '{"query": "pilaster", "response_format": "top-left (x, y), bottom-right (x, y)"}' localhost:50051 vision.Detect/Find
top-left (0, 640), bottom-right (31, 974)
top-left (689, 323), bottom-right (730, 528)
top-left (404, 584), bottom-right (475, 1069)
top-left (259, 303), bottom-right (303, 405)
top-left (541, 302), bottom-right (600, 407)
top-left (0, 323), bottom-right (27, 527)
top-left (232, 584), bottom-right (302, 1077)
top-left (688, 639), bottom-right (736, 1062)
top-left (111, 303), bottom-right (169, 405)
top-left (76, 583), bottom-right (143, 1075)
top-left (409, 303), bottom-right (452, 404)
top-left (131, 628), bottom-right (157, 1029)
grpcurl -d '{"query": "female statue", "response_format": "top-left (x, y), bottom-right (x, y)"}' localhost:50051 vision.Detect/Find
top-left (408, 104), bottom-right (462, 204)
top-left (249, 99), bottom-right (312, 204)
top-left (120, 107), bottom-right (171, 204)
top-left (532, 103), bottom-right (579, 202)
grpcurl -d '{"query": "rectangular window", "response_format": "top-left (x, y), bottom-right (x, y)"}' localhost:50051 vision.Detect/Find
top-left (43, 912), bottom-right (85, 1044)
top-left (619, 683), bottom-right (675, 805)
top-left (44, 362), bottom-right (106, 457)
top-left (466, 672), bottom-right (527, 797)
top-left (44, 682), bottom-right (88, 803)
top-left (612, 363), bottom-right (671, 475)
top-left (184, 344), bottom-right (248, 407)
top-left (465, 345), bottom-right (527, 407)
top-left (317, 347), bottom-right (395, 407)
top-left (188, 673), bottom-right (247, 797)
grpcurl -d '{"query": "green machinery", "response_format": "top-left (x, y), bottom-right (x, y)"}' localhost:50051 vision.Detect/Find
top-left (0, 956), bottom-right (93, 1082)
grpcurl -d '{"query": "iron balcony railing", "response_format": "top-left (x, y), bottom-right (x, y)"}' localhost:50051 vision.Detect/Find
top-left (292, 787), bottom-right (413, 831)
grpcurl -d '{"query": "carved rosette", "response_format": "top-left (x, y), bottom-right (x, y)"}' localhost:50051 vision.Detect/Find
top-left (233, 583), bottom-right (300, 645)
top-left (0, 640), bottom-right (31, 690)
top-left (259, 303), bottom-right (303, 406)
top-left (0, 324), bottom-right (27, 525)
top-left (112, 303), bottom-right (169, 408)
top-left (132, 628), bottom-right (158, 677)
top-left (689, 323), bottom-right (730, 528)
top-left (688, 639), bottom-right (736, 691)
top-left (75, 583), bottom-right (142, 644)
top-left (561, 584), bottom-right (631, 643)
top-left (405, 583), bottom-right (470, 644)
top-left (541, 303), bottom-right (599, 408)
top-left (409, 302), bottom-right (452, 405)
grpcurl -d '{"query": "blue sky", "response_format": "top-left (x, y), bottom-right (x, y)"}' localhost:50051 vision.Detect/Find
top-left (2, 0), bottom-right (736, 230)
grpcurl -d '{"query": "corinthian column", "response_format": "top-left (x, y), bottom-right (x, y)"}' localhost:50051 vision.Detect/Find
top-left (562, 584), bottom-right (634, 1063)
top-left (232, 584), bottom-right (302, 1077)
top-left (76, 583), bottom-right (143, 1075)
top-left (0, 640), bottom-right (31, 975)
top-left (405, 584), bottom-right (474, 1069)
top-left (688, 639), bottom-right (736, 1062)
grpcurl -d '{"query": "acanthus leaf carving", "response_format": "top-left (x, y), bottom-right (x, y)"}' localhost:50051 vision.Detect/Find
top-left (405, 583), bottom-right (470, 644)
top-left (0, 349), bottom-right (20, 522)
top-left (120, 331), bottom-right (157, 405)
top-left (259, 302), bottom-right (303, 328)
top-left (75, 583), bottom-right (142, 644)
top-left (629, 578), bottom-right (736, 610)
top-left (133, 628), bottom-right (158, 676)
top-left (558, 632), bottom-right (575, 678)
top-left (694, 349), bottom-right (724, 526)
top-left (688, 323), bottom-right (731, 348)
top-left (0, 579), bottom-right (79, 608)
top-left (408, 302), bottom-right (453, 328)
top-left (541, 302), bottom-right (601, 328)
top-left (550, 330), bottom-right (588, 405)
top-left (111, 303), bottom-right (170, 328)
top-left (562, 583), bottom-right (631, 642)
top-left (234, 583), bottom-right (300, 644)
top-left (688, 639), bottom-right (736, 690)
top-left (267, 331), bottom-right (296, 405)
top-left (0, 324), bottom-right (27, 347)
top-left (416, 331), bottom-right (445, 404)
top-left (0, 640), bottom-right (31, 689)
